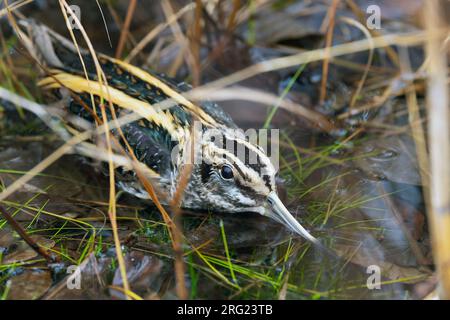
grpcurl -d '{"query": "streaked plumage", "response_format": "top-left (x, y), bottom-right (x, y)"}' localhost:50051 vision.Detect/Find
top-left (19, 20), bottom-right (321, 246)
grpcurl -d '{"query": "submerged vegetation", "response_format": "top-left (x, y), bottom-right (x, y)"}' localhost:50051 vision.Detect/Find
top-left (0, 0), bottom-right (448, 300)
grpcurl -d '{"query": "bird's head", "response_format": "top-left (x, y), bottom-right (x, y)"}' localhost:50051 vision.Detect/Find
top-left (182, 126), bottom-right (319, 245)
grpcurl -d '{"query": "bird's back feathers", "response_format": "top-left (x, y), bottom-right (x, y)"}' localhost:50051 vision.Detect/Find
top-left (17, 19), bottom-right (241, 180)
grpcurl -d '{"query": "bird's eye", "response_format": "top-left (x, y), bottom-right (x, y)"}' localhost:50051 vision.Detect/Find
top-left (220, 165), bottom-right (234, 180)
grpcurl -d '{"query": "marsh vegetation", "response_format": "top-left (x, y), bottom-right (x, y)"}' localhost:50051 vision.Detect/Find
top-left (0, 0), bottom-right (448, 300)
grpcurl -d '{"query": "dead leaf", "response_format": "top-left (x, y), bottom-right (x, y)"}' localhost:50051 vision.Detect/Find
top-left (7, 269), bottom-right (52, 300)
top-left (334, 244), bottom-right (428, 282)
top-left (352, 135), bottom-right (423, 185)
top-left (3, 235), bottom-right (55, 264)
top-left (110, 251), bottom-right (163, 300)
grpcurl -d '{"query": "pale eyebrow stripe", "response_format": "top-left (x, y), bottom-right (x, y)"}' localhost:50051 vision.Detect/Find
top-left (209, 143), bottom-right (270, 195)
top-left (102, 56), bottom-right (218, 127)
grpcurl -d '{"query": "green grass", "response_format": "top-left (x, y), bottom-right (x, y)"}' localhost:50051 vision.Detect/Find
top-left (263, 64), bottom-right (307, 129)
top-left (0, 130), bottom-right (420, 299)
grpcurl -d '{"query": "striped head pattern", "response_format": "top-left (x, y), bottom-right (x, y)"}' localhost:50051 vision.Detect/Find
top-left (179, 124), bottom-right (278, 215)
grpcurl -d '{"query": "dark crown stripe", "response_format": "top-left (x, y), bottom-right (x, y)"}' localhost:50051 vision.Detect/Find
top-left (102, 56), bottom-right (219, 127)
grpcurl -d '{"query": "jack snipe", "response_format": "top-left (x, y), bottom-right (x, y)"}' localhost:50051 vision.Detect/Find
top-left (18, 20), bottom-right (320, 246)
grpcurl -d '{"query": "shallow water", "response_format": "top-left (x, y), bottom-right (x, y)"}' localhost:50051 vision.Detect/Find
top-left (0, 124), bottom-right (431, 300)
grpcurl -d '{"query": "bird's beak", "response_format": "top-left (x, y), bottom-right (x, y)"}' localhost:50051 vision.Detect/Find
top-left (266, 191), bottom-right (320, 246)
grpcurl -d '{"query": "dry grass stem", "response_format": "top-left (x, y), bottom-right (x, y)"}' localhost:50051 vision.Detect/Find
top-left (0, 205), bottom-right (57, 263)
top-left (115, 0), bottom-right (137, 58)
top-left (125, 2), bottom-right (195, 63)
top-left (424, 0), bottom-right (450, 299)
top-left (319, 0), bottom-right (340, 105)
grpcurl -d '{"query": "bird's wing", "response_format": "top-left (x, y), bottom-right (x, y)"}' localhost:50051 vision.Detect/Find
top-left (66, 93), bottom-right (174, 178)
top-left (19, 19), bottom-right (228, 132)
top-left (154, 74), bottom-right (238, 129)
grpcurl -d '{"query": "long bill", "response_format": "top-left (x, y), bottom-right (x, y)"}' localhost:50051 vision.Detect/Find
top-left (266, 191), bottom-right (320, 246)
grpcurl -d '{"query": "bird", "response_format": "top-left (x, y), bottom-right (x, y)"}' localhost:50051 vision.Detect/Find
top-left (16, 20), bottom-right (321, 247)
